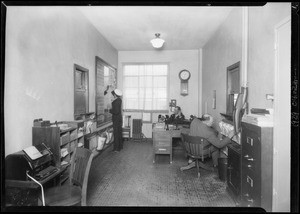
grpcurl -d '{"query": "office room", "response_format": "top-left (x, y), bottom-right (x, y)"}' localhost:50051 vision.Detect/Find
top-left (1, 2), bottom-right (297, 212)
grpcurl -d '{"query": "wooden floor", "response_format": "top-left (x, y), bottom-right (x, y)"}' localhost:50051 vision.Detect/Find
top-left (87, 140), bottom-right (237, 207)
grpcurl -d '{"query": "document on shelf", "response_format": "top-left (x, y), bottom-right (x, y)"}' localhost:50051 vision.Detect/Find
top-left (23, 146), bottom-right (43, 160)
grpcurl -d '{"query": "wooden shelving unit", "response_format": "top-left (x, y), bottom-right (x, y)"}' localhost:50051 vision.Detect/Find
top-left (32, 124), bottom-right (85, 185)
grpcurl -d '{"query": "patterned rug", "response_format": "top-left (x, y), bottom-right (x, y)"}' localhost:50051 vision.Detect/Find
top-left (87, 140), bottom-right (237, 207)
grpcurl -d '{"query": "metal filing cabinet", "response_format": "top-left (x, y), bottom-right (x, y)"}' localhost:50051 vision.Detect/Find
top-left (241, 122), bottom-right (273, 211)
top-left (227, 141), bottom-right (241, 202)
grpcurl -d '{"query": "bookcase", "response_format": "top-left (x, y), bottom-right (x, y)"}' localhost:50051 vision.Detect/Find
top-left (32, 125), bottom-right (84, 185)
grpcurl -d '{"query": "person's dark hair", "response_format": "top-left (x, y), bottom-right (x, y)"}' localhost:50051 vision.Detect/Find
top-left (176, 106), bottom-right (181, 111)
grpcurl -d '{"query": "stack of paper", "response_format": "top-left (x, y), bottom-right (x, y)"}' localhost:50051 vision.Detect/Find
top-left (242, 114), bottom-right (273, 127)
top-left (155, 123), bottom-right (165, 129)
top-left (61, 160), bottom-right (69, 166)
top-left (61, 148), bottom-right (69, 157)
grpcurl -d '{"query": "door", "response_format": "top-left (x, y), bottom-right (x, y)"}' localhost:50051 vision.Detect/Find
top-left (74, 64), bottom-right (89, 117)
top-left (273, 17), bottom-right (291, 212)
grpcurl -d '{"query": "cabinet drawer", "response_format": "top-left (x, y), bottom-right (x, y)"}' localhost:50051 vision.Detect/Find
top-left (154, 140), bottom-right (171, 147)
top-left (154, 146), bottom-right (171, 154)
top-left (241, 167), bottom-right (261, 207)
top-left (153, 132), bottom-right (170, 140)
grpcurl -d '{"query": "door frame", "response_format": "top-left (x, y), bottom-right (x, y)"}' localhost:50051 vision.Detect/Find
top-left (273, 16), bottom-right (291, 212)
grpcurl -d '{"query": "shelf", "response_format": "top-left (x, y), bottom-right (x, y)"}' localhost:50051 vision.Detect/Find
top-left (59, 127), bottom-right (76, 135)
top-left (60, 174), bottom-right (69, 185)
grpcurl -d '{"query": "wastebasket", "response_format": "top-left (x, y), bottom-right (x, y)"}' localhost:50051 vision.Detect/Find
top-left (218, 157), bottom-right (228, 181)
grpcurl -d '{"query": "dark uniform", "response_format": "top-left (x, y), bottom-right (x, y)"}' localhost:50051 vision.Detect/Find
top-left (169, 113), bottom-right (185, 124)
top-left (109, 97), bottom-right (123, 151)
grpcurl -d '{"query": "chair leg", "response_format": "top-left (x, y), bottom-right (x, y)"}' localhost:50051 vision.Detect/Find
top-left (196, 159), bottom-right (200, 178)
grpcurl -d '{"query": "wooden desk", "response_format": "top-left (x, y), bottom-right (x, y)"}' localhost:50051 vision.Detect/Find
top-left (152, 126), bottom-right (189, 164)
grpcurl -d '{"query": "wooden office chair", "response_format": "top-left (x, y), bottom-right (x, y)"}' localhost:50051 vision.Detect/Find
top-left (181, 133), bottom-right (213, 178)
top-left (41, 147), bottom-right (94, 206)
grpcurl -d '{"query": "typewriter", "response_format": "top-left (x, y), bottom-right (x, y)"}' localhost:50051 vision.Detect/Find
top-left (5, 143), bottom-right (58, 181)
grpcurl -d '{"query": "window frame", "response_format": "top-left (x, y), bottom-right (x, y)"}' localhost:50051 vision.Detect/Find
top-left (122, 62), bottom-right (170, 113)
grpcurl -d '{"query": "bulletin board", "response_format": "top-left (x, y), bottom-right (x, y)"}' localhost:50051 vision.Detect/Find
top-left (95, 56), bottom-right (117, 128)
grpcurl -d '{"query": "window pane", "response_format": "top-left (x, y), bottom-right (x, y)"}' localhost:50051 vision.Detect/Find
top-left (153, 64), bottom-right (168, 76)
top-left (124, 77), bottom-right (139, 88)
top-left (153, 88), bottom-right (167, 98)
top-left (144, 99), bottom-right (152, 110)
top-left (125, 88), bottom-right (138, 98)
top-left (157, 99), bottom-right (167, 110)
top-left (125, 98), bottom-right (139, 109)
top-left (145, 65), bottom-right (153, 76)
top-left (145, 76), bottom-right (152, 88)
top-left (139, 88), bottom-right (144, 98)
top-left (139, 99), bottom-right (144, 109)
top-left (124, 65), bottom-right (139, 76)
top-left (139, 65), bottom-right (145, 76)
top-left (145, 88), bottom-right (152, 98)
top-left (139, 76), bottom-right (144, 87)
top-left (153, 76), bottom-right (167, 88)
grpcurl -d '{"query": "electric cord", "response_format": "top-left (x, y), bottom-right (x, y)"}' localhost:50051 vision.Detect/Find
top-left (26, 171), bottom-right (45, 206)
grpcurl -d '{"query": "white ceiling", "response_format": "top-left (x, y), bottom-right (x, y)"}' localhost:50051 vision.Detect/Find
top-left (77, 6), bottom-right (234, 51)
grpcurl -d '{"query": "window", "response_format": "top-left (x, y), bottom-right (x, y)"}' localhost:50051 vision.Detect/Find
top-left (74, 64), bottom-right (89, 118)
top-left (123, 64), bottom-right (168, 112)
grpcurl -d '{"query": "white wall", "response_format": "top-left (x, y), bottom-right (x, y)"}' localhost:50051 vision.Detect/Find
top-left (4, 7), bottom-right (118, 156)
top-left (202, 8), bottom-right (243, 131)
top-left (118, 50), bottom-right (200, 137)
top-left (248, 3), bottom-right (291, 110)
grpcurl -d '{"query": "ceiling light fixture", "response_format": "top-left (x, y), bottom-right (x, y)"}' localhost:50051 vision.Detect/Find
top-left (150, 33), bottom-right (165, 48)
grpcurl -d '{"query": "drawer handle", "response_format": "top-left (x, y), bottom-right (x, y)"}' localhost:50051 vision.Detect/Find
top-left (247, 198), bottom-right (254, 203)
top-left (246, 175), bottom-right (253, 187)
top-left (246, 137), bottom-right (253, 146)
top-left (244, 155), bottom-right (255, 162)
top-left (158, 148), bottom-right (166, 151)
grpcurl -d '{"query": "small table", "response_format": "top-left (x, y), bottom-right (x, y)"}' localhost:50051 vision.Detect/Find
top-left (152, 124), bottom-right (189, 164)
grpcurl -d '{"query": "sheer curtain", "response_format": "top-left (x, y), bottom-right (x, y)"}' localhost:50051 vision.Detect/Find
top-left (123, 64), bottom-right (168, 111)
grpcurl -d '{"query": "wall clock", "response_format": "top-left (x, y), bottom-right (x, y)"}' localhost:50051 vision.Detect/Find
top-left (179, 69), bottom-right (191, 96)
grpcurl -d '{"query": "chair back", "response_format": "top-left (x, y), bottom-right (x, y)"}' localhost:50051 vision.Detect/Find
top-left (69, 147), bottom-right (94, 205)
top-left (183, 135), bottom-right (211, 160)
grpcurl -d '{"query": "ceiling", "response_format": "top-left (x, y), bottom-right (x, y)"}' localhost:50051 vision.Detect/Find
top-left (77, 6), bottom-right (234, 51)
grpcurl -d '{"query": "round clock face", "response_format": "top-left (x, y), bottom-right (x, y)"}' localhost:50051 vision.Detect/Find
top-left (179, 70), bottom-right (191, 81)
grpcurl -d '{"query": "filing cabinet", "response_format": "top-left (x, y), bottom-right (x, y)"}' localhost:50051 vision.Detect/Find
top-left (241, 122), bottom-right (273, 211)
top-left (227, 141), bottom-right (241, 200)
top-left (152, 128), bottom-right (172, 164)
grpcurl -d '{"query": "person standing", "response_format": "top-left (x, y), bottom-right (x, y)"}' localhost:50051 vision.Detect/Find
top-left (109, 89), bottom-right (123, 152)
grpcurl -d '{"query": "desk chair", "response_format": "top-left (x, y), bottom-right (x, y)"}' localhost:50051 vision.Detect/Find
top-left (41, 147), bottom-right (94, 206)
top-left (181, 133), bottom-right (213, 178)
